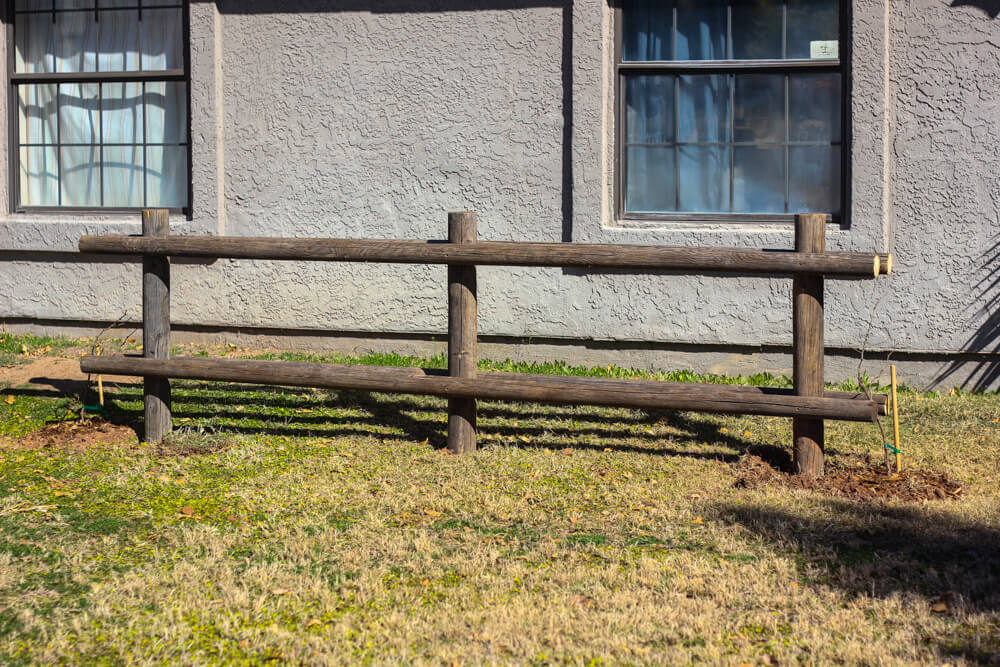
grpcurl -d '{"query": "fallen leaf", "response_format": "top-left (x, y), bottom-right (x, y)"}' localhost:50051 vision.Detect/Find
top-left (305, 619), bottom-right (322, 628)
top-left (180, 506), bottom-right (196, 516)
top-left (691, 517), bottom-right (704, 525)
top-left (4, 395), bottom-right (13, 405)
top-left (930, 601), bottom-right (948, 613)
top-left (743, 430), bottom-right (752, 437)
top-left (423, 509), bottom-right (442, 517)
top-left (562, 448), bottom-right (573, 455)
top-left (272, 588), bottom-right (291, 596)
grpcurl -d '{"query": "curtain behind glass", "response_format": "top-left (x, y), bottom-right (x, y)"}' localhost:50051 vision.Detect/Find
top-left (14, 6), bottom-right (185, 208)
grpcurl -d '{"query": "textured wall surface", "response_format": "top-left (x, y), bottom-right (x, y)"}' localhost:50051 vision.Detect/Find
top-left (0, 0), bottom-right (998, 388)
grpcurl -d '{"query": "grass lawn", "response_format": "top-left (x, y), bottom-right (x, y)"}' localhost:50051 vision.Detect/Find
top-left (0, 335), bottom-right (998, 665)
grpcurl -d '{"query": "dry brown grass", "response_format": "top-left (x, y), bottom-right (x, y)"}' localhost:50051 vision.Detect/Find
top-left (0, 376), bottom-right (998, 665)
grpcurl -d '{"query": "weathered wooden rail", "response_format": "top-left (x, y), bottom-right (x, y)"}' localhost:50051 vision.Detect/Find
top-left (79, 210), bottom-right (891, 477)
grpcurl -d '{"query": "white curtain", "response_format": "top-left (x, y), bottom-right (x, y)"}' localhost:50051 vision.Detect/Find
top-left (15, 6), bottom-right (185, 208)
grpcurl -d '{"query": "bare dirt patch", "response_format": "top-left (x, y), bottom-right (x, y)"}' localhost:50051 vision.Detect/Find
top-left (0, 356), bottom-right (136, 390)
top-left (1, 418), bottom-right (136, 451)
top-left (734, 454), bottom-right (964, 502)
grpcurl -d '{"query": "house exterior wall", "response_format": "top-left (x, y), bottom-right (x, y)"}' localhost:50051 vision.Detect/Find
top-left (0, 0), bottom-right (997, 389)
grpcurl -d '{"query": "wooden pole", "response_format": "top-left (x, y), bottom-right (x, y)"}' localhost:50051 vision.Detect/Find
top-left (793, 214), bottom-right (826, 477)
top-left (78, 235), bottom-right (885, 279)
top-left (891, 365), bottom-right (902, 472)
top-left (447, 212), bottom-right (478, 454)
top-left (80, 356), bottom-right (882, 422)
top-left (142, 209), bottom-right (172, 443)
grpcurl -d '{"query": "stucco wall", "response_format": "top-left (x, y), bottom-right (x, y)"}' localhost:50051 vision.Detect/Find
top-left (0, 0), bottom-right (998, 389)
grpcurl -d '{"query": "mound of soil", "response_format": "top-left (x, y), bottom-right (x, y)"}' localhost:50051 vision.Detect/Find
top-left (734, 454), bottom-right (963, 502)
top-left (1, 418), bottom-right (136, 451)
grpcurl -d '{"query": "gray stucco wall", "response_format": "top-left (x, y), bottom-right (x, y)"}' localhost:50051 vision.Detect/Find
top-left (0, 0), bottom-right (998, 389)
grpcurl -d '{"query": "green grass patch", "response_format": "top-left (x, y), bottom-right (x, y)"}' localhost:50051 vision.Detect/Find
top-left (0, 333), bottom-right (80, 368)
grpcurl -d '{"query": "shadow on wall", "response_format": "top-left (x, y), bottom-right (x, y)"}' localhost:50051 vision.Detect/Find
top-left (949, 0), bottom-right (1000, 18)
top-left (197, 0), bottom-right (577, 243)
top-left (936, 240), bottom-right (1000, 390)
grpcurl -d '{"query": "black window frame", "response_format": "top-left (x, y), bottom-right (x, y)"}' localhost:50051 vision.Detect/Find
top-left (614, 1), bottom-right (851, 225)
top-left (5, 0), bottom-right (192, 216)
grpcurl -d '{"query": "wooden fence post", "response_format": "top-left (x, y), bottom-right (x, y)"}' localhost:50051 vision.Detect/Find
top-left (142, 209), bottom-right (172, 443)
top-left (447, 212), bottom-right (478, 454)
top-left (793, 213), bottom-right (826, 476)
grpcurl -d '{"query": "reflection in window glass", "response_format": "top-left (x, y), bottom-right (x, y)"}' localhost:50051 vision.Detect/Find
top-left (621, 1), bottom-right (843, 217)
top-left (732, 0), bottom-right (783, 60)
top-left (676, 0), bottom-right (726, 60)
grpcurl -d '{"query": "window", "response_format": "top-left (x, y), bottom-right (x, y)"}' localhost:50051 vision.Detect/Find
top-left (617, 0), bottom-right (845, 221)
top-left (9, 0), bottom-right (188, 211)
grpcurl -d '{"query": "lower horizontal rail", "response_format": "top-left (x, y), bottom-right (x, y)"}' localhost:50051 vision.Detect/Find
top-left (82, 356), bottom-right (882, 422)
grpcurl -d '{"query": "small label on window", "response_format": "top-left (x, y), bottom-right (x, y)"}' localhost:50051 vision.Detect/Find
top-left (810, 40), bottom-right (839, 59)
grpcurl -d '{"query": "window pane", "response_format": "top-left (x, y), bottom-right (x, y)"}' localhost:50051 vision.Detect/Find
top-left (622, 0), bottom-right (672, 61)
top-left (732, 0), bottom-right (783, 60)
top-left (20, 146), bottom-right (59, 207)
top-left (16, 1), bottom-right (52, 9)
top-left (56, 0), bottom-right (95, 8)
top-left (789, 73), bottom-right (840, 142)
top-left (787, 0), bottom-right (839, 59)
top-left (15, 14), bottom-right (54, 74)
top-left (626, 75), bottom-right (674, 144)
top-left (101, 82), bottom-right (144, 144)
top-left (54, 11), bottom-right (98, 73)
top-left (98, 10), bottom-right (141, 72)
top-left (59, 83), bottom-right (100, 144)
top-left (678, 75), bottom-right (730, 142)
top-left (145, 82), bottom-right (187, 144)
top-left (678, 146), bottom-right (729, 212)
top-left (141, 8), bottom-right (184, 70)
top-left (734, 146), bottom-right (785, 213)
top-left (146, 146), bottom-right (187, 208)
top-left (19, 84), bottom-right (58, 145)
top-left (626, 146), bottom-right (676, 213)
top-left (676, 0), bottom-right (726, 60)
top-left (61, 146), bottom-right (101, 206)
top-left (734, 74), bottom-right (784, 143)
top-left (789, 146), bottom-right (839, 214)
top-left (103, 146), bottom-right (144, 207)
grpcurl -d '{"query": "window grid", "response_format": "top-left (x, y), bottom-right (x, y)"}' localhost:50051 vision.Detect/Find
top-left (617, 0), bottom-right (845, 222)
top-left (9, 0), bottom-right (189, 212)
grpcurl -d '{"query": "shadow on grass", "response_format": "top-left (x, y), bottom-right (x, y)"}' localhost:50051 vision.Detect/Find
top-left (9, 378), bottom-right (791, 465)
top-left (712, 499), bottom-right (1000, 661)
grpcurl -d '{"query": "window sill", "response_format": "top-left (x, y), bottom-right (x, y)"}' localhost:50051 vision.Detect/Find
top-left (0, 211), bottom-right (191, 253)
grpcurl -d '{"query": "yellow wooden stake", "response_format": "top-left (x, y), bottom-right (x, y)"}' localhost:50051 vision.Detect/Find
top-left (98, 375), bottom-right (105, 407)
top-left (891, 365), bottom-right (901, 472)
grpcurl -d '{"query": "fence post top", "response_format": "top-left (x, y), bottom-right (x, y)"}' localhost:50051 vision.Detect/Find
top-left (142, 209), bottom-right (171, 237)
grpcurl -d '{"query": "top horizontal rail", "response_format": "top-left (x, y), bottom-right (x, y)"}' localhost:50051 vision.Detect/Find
top-left (78, 235), bottom-right (888, 278)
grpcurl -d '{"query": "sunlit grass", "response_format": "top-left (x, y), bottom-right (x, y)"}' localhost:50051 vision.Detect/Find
top-left (0, 344), bottom-right (998, 664)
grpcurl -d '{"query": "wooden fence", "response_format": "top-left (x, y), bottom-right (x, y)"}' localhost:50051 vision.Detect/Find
top-left (79, 210), bottom-right (891, 477)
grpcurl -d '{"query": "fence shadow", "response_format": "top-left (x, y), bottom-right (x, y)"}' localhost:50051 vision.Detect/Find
top-left (935, 240), bottom-right (1000, 390)
top-left (6, 380), bottom-right (790, 464)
